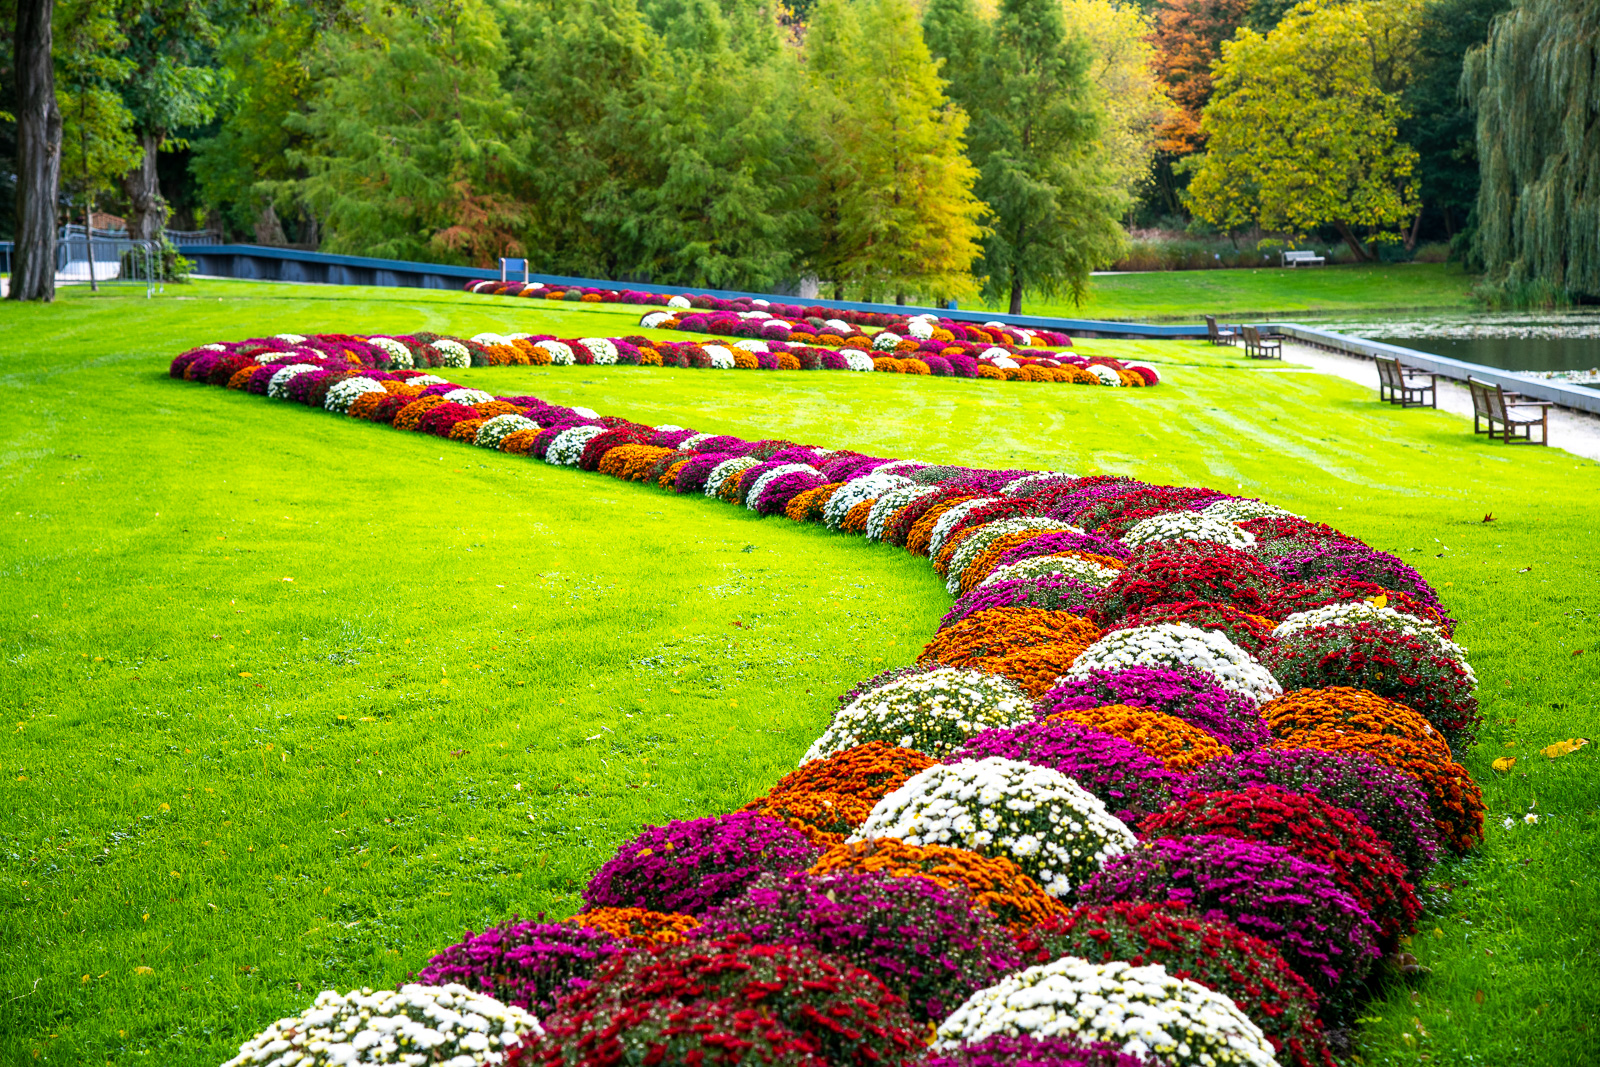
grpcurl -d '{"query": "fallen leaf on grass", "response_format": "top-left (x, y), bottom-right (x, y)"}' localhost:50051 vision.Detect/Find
top-left (1474, 989), bottom-right (1486, 1004)
top-left (1518, 567), bottom-right (1532, 573)
top-left (1573, 649), bottom-right (1585, 657)
top-left (133, 967), bottom-right (153, 976)
top-left (1540, 738), bottom-right (1589, 759)
top-left (1482, 512), bottom-right (1494, 523)
top-left (1492, 757), bottom-right (1517, 773)
top-left (448, 749), bottom-right (468, 759)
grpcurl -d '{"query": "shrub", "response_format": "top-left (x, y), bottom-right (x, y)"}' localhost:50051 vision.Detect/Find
top-left (1012, 902), bottom-right (1335, 1067)
top-left (696, 870), bottom-right (1019, 1024)
top-left (414, 919), bottom-right (622, 1014)
top-left (1065, 625), bottom-right (1282, 706)
top-left (810, 838), bottom-right (1068, 933)
top-left (919, 608), bottom-right (1100, 669)
top-left (1190, 748), bottom-right (1441, 882)
top-left (852, 758), bottom-right (1136, 897)
top-left (1082, 834), bottom-right (1380, 1012)
top-left (946, 718), bottom-right (1188, 825)
top-left (932, 956), bottom-right (1276, 1067)
top-left (1139, 785), bottom-right (1420, 945)
top-left (1096, 547), bottom-right (1282, 623)
top-left (582, 813), bottom-right (819, 916)
top-left (1047, 704), bottom-right (1231, 772)
top-left (1042, 665), bottom-right (1270, 753)
top-left (1261, 620), bottom-right (1480, 745)
top-left (940, 576), bottom-right (1107, 629)
top-left (803, 668), bottom-right (1034, 762)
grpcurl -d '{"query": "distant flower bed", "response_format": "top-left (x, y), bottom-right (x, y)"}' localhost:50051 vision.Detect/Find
top-left (181, 348), bottom-right (1482, 1067)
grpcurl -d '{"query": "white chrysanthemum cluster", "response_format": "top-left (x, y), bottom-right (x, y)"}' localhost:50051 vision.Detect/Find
top-left (1202, 497), bottom-right (1297, 524)
top-left (927, 497), bottom-right (1001, 556)
top-left (865, 486), bottom-right (939, 541)
top-left (442, 388), bottom-right (494, 406)
top-left (536, 340), bottom-right (575, 365)
top-left (221, 983), bottom-right (542, 1067)
top-left (430, 339), bottom-right (472, 368)
top-left (546, 425), bottom-right (604, 466)
top-left (640, 310), bottom-right (673, 329)
top-left (979, 347), bottom-right (1012, 362)
top-left (368, 337), bottom-right (414, 369)
top-left (853, 758), bottom-right (1136, 897)
top-left (873, 331), bottom-right (902, 351)
top-left (906, 317), bottom-right (936, 340)
top-left (407, 375), bottom-right (449, 388)
top-left (1123, 510), bottom-right (1257, 550)
top-left (943, 518), bottom-right (1082, 593)
top-left (667, 295), bottom-right (692, 309)
top-left (1089, 365), bottom-right (1123, 386)
top-left (1000, 472), bottom-right (1074, 496)
top-left (266, 364), bottom-right (319, 399)
top-left (737, 310), bottom-right (772, 321)
top-left (824, 471), bottom-right (916, 529)
top-left (824, 318), bottom-right (852, 333)
top-left (569, 405), bottom-right (599, 419)
top-left (802, 668), bottom-right (1032, 764)
top-left (703, 345), bottom-right (736, 370)
top-left (1068, 623), bottom-right (1282, 704)
top-left (476, 414), bottom-right (537, 450)
top-left (745, 464), bottom-right (819, 510)
top-left (323, 376), bottom-right (387, 413)
top-left (273, 333), bottom-right (307, 344)
top-left (934, 958), bottom-right (1276, 1067)
top-left (705, 456), bottom-right (761, 498)
top-left (980, 554), bottom-right (1123, 590)
top-left (734, 339), bottom-right (769, 353)
top-left (843, 350), bottom-right (876, 372)
top-left (580, 337), bottom-right (619, 364)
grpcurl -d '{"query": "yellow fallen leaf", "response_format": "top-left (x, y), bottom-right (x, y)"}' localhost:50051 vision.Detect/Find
top-left (1492, 756), bottom-right (1516, 773)
top-left (1541, 738), bottom-right (1588, 759)
top-left (133, 966), bottom-right (153, 976)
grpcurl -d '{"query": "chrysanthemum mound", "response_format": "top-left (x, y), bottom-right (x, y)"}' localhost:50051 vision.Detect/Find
top-left (415, 919), bottom-right (622, 1015)
top-left (850, 757), bottom-right (1137, 897)
top-left (222, 984), bottom-right (541, 1067)
top-left (802, 668), bottom-right (1034, 763)
top-left (694, 870), bottom-right (1019, 1024)
top-left (933, 956), bottom-right (1277, 1067)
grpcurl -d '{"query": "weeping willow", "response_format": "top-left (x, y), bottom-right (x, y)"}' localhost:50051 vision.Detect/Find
top-left (1463, 0), bottom-right (1600, 303)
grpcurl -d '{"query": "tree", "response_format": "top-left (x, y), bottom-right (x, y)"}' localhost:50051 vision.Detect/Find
top-left (289, 0), bottom-right (528, 265)
top-left (1146, 0), bottom-right (1251, 156)
top-left (1184, 0), bottom-right (1422, 259)
top-left (10, 0), bottom-right (62, 301)
top-left (1060, 0), bottom-right (1173, 199)
top-left (1397, 0), bottom-right (1509, 245)
top-left (1463, 0), bottom-right (1600, 302)
top-left (928, 0), bottom-right (1124, 313)
top-left (804, 0), bottom-right (986, 302)
top-left (56, 1), bottom-right (141, 209)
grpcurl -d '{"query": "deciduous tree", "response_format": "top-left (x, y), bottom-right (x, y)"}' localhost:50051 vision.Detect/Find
top-left (10, 0), bottom-right (62, 301)
top-left (1185, 0), bottom-right (1422, 258)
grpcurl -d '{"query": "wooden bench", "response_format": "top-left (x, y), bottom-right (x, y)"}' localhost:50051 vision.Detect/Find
top-left (1468, 377), bottom-right (1551, 444)
top-left (1375, 354), bottom-right (1436, 408)
top-left (1205, 315), bottom-right (1240, 346)
top-left (1281, 250), bottom-right (1326, 267)
top-left (1242, 325), bottom-right (1282, 360)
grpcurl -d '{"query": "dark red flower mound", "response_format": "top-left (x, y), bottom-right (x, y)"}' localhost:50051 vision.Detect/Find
top-left (578, 424), bottom-right (652, 470)
top-left (1011, 902), bottom-right (1335, 1067)
top-left (1095, 546), bottom-right (1282, 625)
top-left (1269, 580), bottom-right (1453, 636)
top-left (1261, 621), bottom-right (1479, 745)
top-left (530, 938), bottom-right (923, 1066)
top-left (1139, 785), bottom-right (1420, 946)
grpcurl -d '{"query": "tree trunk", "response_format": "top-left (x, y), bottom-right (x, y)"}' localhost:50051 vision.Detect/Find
top-left (122, 131), bottom-right (165, 241)
top-left (1008, 273), bottom-right (1023, 316)
top-left (895, 292), bottom-right (906, 306)
top-left (10, 0), bottom-right (62, 302)
top-left (1333, 221), bottom-right (1376, 263)
top-left (253, 201), bottom-right (288, 246)
top-left (1404, 206), bottom-right (1424, 252)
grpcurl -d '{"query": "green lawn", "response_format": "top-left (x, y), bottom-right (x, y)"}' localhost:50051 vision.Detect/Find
top-left (2, 280), bottom-right (1596, 1066)
top-left (980, 262), bottom-right (1481, 322)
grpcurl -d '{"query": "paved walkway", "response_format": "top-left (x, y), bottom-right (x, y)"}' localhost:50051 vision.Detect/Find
top-left (1279, 340), bottom-right (1600, 462)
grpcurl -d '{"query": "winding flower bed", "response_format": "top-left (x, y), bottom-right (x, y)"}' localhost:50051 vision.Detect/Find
top-left (181, 349), bottom-right (1486, 1065)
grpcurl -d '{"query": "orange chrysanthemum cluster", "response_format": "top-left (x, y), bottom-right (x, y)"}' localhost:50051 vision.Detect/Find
top-left (394, 395), bottom-right (445, 431)
top-left (659, 459), bottom-right (692, 490)
top-left (755, 742), bottom-right (936, 807)
top-left (840, 500), bottom-right (876, 533)
top-left (776, 352), bottom-right (801, 371)
top-left (811, 838), bottom-right (1068, 934)
top-left (473, 400), bottom-right (523, 419)
top-left (1264, 687), bottom-right (1485, 852)
top-left (1048, 703), bottom-right (1233, 772)
top-left (906, 498), bottom-right (975, 556)
top-left (982, 643), bottom-right (1088, 699)
top-left (347, 392), bottom-right (389, 420)
top-left (599, 444), bottom-right (675, 482)
top-left (500, 429), bottom-right (541, 455)
top-left (570, 907), bottom-right (700, 945)
top-left (748, 792), bottom-right (876, 848)
top-left (785, 483), bottom-right (844, 523)
top-left (920, 607), bottom-right (1101, 669)
top-left (447, 418), bottom-right (485, 443)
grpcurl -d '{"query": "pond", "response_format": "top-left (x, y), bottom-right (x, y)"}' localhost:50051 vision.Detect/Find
top-left (1303, 309), bottom-right (1600, 378)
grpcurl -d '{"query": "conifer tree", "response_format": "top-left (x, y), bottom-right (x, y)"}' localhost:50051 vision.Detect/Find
top-left (929, 0), bottom-right (1123, 313)
top-left (806, 0), bottom-right (986, 302)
